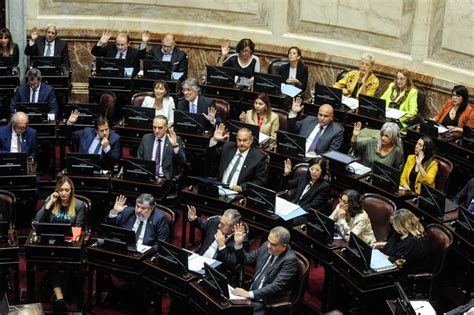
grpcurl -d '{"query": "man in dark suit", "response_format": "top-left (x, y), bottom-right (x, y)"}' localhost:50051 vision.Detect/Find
top-left (105, 194), bottom-right (170, 247)
top-left (65, 110), bottom-right (121, 167)
top-left (288, 97), bottom-right (344, 155)
top-left (24, 24), bottom-right (70, 67)
top-left (139, 31), bottom-right (188, 77)
top-left (209, 124), bottom-right (269, 192)
top-left (91, 30), bottom-right (140, 77)
top-left (232, 226), bottom-right (298, 315)
top-left (0, 111), bottom-right (37, 158)
top-left (137, 115), bottom-right (186, 179)
top-left (11, 68), bottom-right (58, 115)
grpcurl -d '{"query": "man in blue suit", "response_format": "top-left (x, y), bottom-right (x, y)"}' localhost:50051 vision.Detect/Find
top-left (105, 194), bottom-right (170, 247)
top-left (65, 110), bottom-right (121, 168)
top-left (0, 111), bottom-right (37, 158)
top-left (10, 68), bottom-right (58, 115)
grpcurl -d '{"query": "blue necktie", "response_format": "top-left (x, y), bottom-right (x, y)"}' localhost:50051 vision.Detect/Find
top-left (31, 89), bottom-right (37, 103)
top-left (93, 139), bottom-right (101, 154)
top-left (191, 103), bottom-right (196, 114)
top-left (308, 126), bottom-right (323, 153)
top-left (45, 43), bottom-right (52, 57)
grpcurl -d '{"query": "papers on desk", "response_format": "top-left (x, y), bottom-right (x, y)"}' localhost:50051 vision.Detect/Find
top-left (410, 300), bottom-right (436, 315)
top-left (259, 132), bottom-right (270, 144)
top-left (275, 197), bottom-right (307, 221)
top-left (281, 83), bottom-right (302, 98)
top-left (347, 161), bottom-right (371, 175)
top-left (342, 96), bottom-right (359, 110)
top-left (188, 252), bottom-right (222, 275)
top-left (217, 186), bottom-right (239, 196)
top-left (370, 249), bottom-right (396, 272)
top-left (171, 72), bottom-right (184, 80)
top-left (436, 124), bottom-right (449, 134)
top-left (228, 284), bottom-right (248, 300)
top-left (386, 108), bottom-right (407, 120)
top-left (305, 151), bottom-right (321, 159)
top-left (137, 244), bottom-right (152, 254)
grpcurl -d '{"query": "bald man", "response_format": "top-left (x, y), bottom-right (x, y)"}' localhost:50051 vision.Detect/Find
top-left (139, 31), bottom-right (188, 77)
top-left (0, 112), bottom-right (37, 158)
top-left (91, 30), bottom-right (140, 77)
top-left (288, 97), bottom-right (344, 155)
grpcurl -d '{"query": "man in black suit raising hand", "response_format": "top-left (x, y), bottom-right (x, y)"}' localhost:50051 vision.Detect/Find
top-left (25, 24), bottom-right (70, 67)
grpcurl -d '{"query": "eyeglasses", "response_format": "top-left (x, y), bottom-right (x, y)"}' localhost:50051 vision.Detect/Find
top-left (309, 167), bottom-right (322, 173)
top-left (452, 94), bottom-right (459, 99)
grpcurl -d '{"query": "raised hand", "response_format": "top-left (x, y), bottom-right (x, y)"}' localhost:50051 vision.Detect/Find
top-left (99, 31), bottom-right (112, 46)
top-left (68, 109), bottom-right (80, 124)
top-left (352, 122), bottom-right (363, 137)
top-left (291, 96), bottom-right (303, 113)
top-left (212, 123), bottom-right (229, 142)
top-left (112, 195), bottom-right (127, 214)
top-left (167, 127), bottom-right (178, 147)
top-left (30, 27), bottom-right (39, 41)
top-left (203, 107), bottom-right (217, 122)
top-left (239, 111), bottom-right (247, 122)
top-left (233, 223), bottom-right (247, 246)
top-left (187, 205), bottom-right (197, 221)
top-left (142, 30), bottom-right (150, 43)
top-left (220, 40), bottom-right (230, 57)
top-left (283, 158), bottom-right (292, 176)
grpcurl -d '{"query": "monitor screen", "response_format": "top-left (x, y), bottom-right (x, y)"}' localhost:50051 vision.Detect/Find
top-left (276, 130), bottom-right (306, 158)
top-left (462, 125), bottom-right (474, 150)
top-left (0, 56), bottom-right (14, 75)
top-left (321, 150), bottom-right (356, 172)
top-left (346, 232), bottom-right (372, 271)
top-left (245, 182), bottom-right (276, 213)
top-left (121, 157), bottom-right (156, 183)
top-left (16, 102), bottom-right (50, 123)
top-left (307, 210), bottom-right (335, 245)
top-left (418, 183), bottom-right (457, 217)
top-left (123, 106), bottom-right (155, 129)
top-left (314, 84), bottom-right (342, 108)
top-left (358, 95), bottom-right (386, 119)
top-left (419, 122), bottom-right (438, 138)
top-left (33, 222), bottom-right (73, 244)
top-left (372, 161), bottom-right (401, 194)
top-left (157, 239), bottom-right (190, 275)
top-left (66, 153), bottom-right (102, 176)
top-left (454, 206), bottom-right (474, 242)
top-left (30, 56), bottom-right (62, 75)
top-left (173, 109), bottom-right (209, 134)
top-left (95, 57), bottom-right (125, 77)
top-left (253, 72), bottom-right (282, 95)
top-left (143, 59), bottom-right (172, 80)
top-left (227, 120), bottom-right (260, 145)
top-left (0, 153), bottom-right (27, 175)
top-left (100, 223), bottom-right (137, 252)
top-left (63, 103), bottom-right (99, 125)
top-left (203, 262), bottom-right (229, 299)
top-left (206, 65), bottom-right (236, 87)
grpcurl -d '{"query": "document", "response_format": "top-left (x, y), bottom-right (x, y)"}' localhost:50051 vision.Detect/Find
top-left (137, 244), bottom-right (152, 253)
top-left (228, 285), bottom-right (248, 300)
top-left (188, 253), bottom-right (222, 274)
top-left (218, 186), bottom-right (239, 196)
top-left (347, 161), bottom-right (371, 175)
top-left (281, 83), bottom-right (302, 98)
top-left (342, 96), bottom-right (358, 110)
top-left (409, 300), bottom-right (436, 315)
top-left (259, 132), bottom-right (270, 144)
top-left (171, 72), bottom-right (184, 80)
top-left (386, 108), bottom-right (407, 120)
top-left (436, 125), bottom-right (449, 134)
top-left (370, 249), bottom-right (396, 272)
top-left (275, 197), bottom-right (307, 221)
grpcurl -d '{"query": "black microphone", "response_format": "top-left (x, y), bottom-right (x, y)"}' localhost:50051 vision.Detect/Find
top-left (67, 154), bottom-right (102, 173)
top-left (207, 66), bottom-right (236, 82)
top-left (123, 106), bottom-right (154, 122)
top-left (277, 131), bottom-right (306, 156)
top-left (359, 95), bottom-right (386, 116)
top-left (121, 158), bottom-right (157, 182)
top-left (173, 109), bottom-right (207, 133)
top-left (255, 74), bottom-right (281, 90)
top-left (316, 84), bottom-right (342, 105)
top-left (158, 241), bottom-right (188, 274)
top-left (246, 188), bottom-right (275, 212)
top-left (146, 53), bottom-right (173, 74)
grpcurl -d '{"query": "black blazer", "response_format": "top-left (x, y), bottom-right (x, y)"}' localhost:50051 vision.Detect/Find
top-left (24, 36), bottom-right (70, 67)
top-left (6, 43), bottom-right (19, 66)
top-left (139, 45), bottom-right (188, 76)
top-left (278, 62), bottom-right (309, 93)
top-left (91, 43), bottom-right (140, 77)
top-left (281, 174), bottom-right (331, 211)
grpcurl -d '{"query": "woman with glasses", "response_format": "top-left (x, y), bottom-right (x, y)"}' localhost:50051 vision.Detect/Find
top-left (333, 53), bottom-right (379, 97)
top-left (329, 189), bottom-right (376, 244)
top-left (433, 85), bottom-right (473, 133)
top-left (217, 38), bottom-right (260, 84)
top-left (141, 80), bottom-right (175, 125)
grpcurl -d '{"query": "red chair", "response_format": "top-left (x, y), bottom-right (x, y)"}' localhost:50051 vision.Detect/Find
top-left (131, 92), bottom-right (153, 106)
top-left (360, 193), bottom-right (396, 242)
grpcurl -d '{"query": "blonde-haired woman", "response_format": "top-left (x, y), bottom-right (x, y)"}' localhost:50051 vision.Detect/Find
top-left (333, 53), bottom-right (379, 97)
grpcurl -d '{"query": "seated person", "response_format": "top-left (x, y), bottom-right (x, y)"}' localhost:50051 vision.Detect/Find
top-left (453, 178), bottom-right (474, 213)
top-left (281, 157), bottom-right (331, 212)
top-left (91, 30), bottom-right (140, 77)
top-left (329, 190), bottom-right (376, 244)
top-left (35, 176), bottom-right (85, 312)
top-left (0, 111), bottom-right (37, 158)
top-left (400, 136), bottom-right (438, 194)
top-left (239, 93), bottom-right (279, 142)
top-left (137, 115), bottom-right (186, 179)
top-left (433, 85), bottom-right (473, 133)
top-left (11, 68), bottom-right (58, 115)
top-left (24, 24), bottom-right (70, 67)
top-left (141, 80), bottom-right (175, 125)
top-left (381, 69), bottom-right (418, 134)
top-left (217, 38), bottom-right (260, 86)
top-left (231, 226), bottom-right (298, 315)
top-left (278, 46), bottom-right (308, 93)
top-left (373, 209), bottom-right (429, 274)
top-left (333, 53), bottom-right (379, 97)
top-left (177, 78), bottom-right (219, 129)
top-left (209, 124), bottom-right (269, 192)
top-left (288, 97), bottom-right (344, 155)
top-left (351, 121), bottom-right (404, 169)
top-left (66, 111), bottom-right (121, 168)
top-left (105, 194), bottom-right (170, 247)
top-left (1, 28), bottom-right (19, 66)
top-left (139, 31), bottom-right (188, 77)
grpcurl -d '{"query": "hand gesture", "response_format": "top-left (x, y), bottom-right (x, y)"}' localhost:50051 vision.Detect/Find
top-left (30, 27), bottom-right (39, 41)
top-left (342, 88), bottom-right (349, 96)
top-left (141, 30), bottom-right (150, 43)
top-left (215, 229), bottom-right (225, 247)
top-left (99, 31), bottom-right (112, 46)
top-left (203, 106), bottom-right (217, 122)
top-left (68, 109), bottom-right (80, 124)
top-left (416, 151), bottom-right (424, 165)
top-left (231, 288), bottom-right (250, 298)
top-left (187, 205), bottom-right (197, 221)
top-left (233, 223), bottom-right (246, 246)
top-left (283, 158), bottom-right (292, 176)
top-left (167, 127), bottom-right (178, 147)
top-left (112, 195), bottom-right (127, 214)
top-left (352, 122), bottom-right (363, 137)
top-left (291, 96), bottom-right (303, 113)
top-left (50, 191), bottom-right (59, 204)
top-left (212, 123), bottom-right (229, 142)
top-left (239, 111), bottom-right (247, 123)
top-left (361, 70), bottom-right (369, 83)
top-left (337, 207), bottom-right (347, 220)
top-left (220, 40), bottom-right (230, 57)
top-left (100, 137), bottom-right (109, 148)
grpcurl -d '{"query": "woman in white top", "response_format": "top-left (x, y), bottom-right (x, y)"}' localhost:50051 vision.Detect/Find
top-left (142, 80), bottom-right (175, 126)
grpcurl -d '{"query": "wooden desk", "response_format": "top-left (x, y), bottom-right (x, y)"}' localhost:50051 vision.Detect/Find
top-left (41, 74), bottom-right (71, 109)
top-left (357, 176), bottom-right (417, 207)
top-left (111, 176), bottom-right (171, 202)
top-left (0, 235), bottom-right (20, 303)
top-left (404, 198), bottom-right (458, 224)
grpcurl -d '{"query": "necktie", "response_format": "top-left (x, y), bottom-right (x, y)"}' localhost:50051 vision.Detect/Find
top-left (155, 139), bottom-right (162, 177)
top-left (31, 89), bottom-right (37, 103)
top-left (118, 52), bottom-right (124, 59)
top-left (45, 43), bottom-right (52, 57)
top-left (225, 153), bottom-right (242, 184)
top-left (191, 103), bottom-right (196, 113)
top-left (16, 134), bottom-right (22, 153)
top-left (308, 126), bottom-right (324, 153)
top-left (135, 220), bottom-right (144, 242)
top-left (251, 255), bottom-right (275, 290)
top-left (93, 139), bottom-right (102, 154)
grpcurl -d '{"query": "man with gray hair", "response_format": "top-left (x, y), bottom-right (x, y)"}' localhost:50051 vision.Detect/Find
top-left (24, 24), bottom-right (70, 67)
top-left (0, 111), bottom-right (37, 158)
top-left (105, 194), bottom-right (170, 247)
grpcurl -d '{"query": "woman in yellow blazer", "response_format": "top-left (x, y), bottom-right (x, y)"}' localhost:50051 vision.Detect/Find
top-left (333, 53), bottom-right (379, 97)
top-left (400, 136), bottom-right (438, 194)
top-left (239, 93), bottom-right (279, 142)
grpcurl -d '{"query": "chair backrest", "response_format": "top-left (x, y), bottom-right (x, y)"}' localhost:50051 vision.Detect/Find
top-left (434, 155), bottom-right (453, 193)
top-left (289, 251), bottom-right (310, 313)
top-left (424, 223), bottom-right (453, 276)
top-left (75, 194), bottom-right (92, 229)
top-left (284, 163), bottom-right (309, 201)
top-left (360, 193), bottom-right (396, 242)
top-left (99, 91), bottom-right (117, 124)
top-left (157, 204), bottom-right (176, 242)
top-left (336, 69), bottom-right (350, 82)
top-left (416, 85), bottom-right (426, 117)
top-left (131, 92), bottom-right (153, 106)
top-left (0, 190), bottom-right (16, 227)
top-left (213, 98), bottom-right (230, 123)
top-left (273, 108), bottom-right (288, 132)
top-left (267, 59), bottom-right (289, 75)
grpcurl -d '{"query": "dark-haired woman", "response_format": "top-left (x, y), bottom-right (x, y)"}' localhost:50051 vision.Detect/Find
top-left (0, 28), bottom-right (19, 66)
top-left (239, 93), bottom-right (279, 142)
top-left (400, 136), bottom-right (438, 194)
top-left (278, 46), bottom-right (308, 93)
top-left (329, 189), bottom-right (376, 244)
top-left (142, 80), bottom-right (175, 125)
top-left (433, 85), bottom-right (473, 133)
top-left (217, 38), bottom-right (260, 79)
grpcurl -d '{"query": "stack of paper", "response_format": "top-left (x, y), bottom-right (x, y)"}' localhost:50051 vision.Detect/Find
top-left (370, 249), bottom-right (396, 272)
top-left (342, 96), bottom-right (359, 110)
top-left (386, 108), bottom-right (406, 120)
top-left (347, 161), bottom-right (371, 175)
top-left (188, 253), bottom-right (221, 274)
top-left (275, 197), bottom-right (307, 221)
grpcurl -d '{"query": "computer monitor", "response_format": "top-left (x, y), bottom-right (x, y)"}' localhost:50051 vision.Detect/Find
top-left (100, 223), bottom-right (137, 252)
top-left (394, 282), bottom-right (416, 315)
top-left (16, 102), bottom-right (50, 123)
top-left (173, 109), bottom-right (209, 134)
top-left (345, 232), bottom-right (372, 272)
top-left (121, 157), bottom-right (156, 183)
top-left (321, 150), bottom-right (356, 173)
top-left (63, 103), bottom-right (99, 125)
top-left (157, 239), bottom-right (190, 275)
top-left (203, 262), bottom-right (229, 299)
top-left (454, 206), bottom-right (474, 242)
top-left (143, 59), bottom-right (172, 80)
top-left (358, 95), bottom-right (386, 119)
top-left (253, 72), bottom-right (282, 95)
top-left (314, 84), bottom-right (342, 108)
top-left (419, 122), bottom-right (438, 138)
top-left (419, 183), bottom-right (457, 218)
top-left (123, 106), bottom-right (155, 129)
top-left (188, 176), bottom-right (228, 198)
top-left (462, 125), bottom-right (474, 151)
top-left (206, 65), bottom-right (237, 87)
top-left (30, 56), bottom-right (62, 75)
top-left (66, 153), bottom-right (102, 176)
top-left (276, 130), bottom-right (306, 158)
top-left (0, 153), bottom-right (27, 175)
top-left (227, 120), bottom-right (260, 145)
top-left (0, 56), bottom-right (14, 75)
top-left (0, 221), bottom-right (8, 241)
top-left (32, 222), bottom-right (73, 245)
top-left (95, 57), bottom-right (125, 77)
top-left (307, 210), bottom-right (335, 245)
top-left (372, 161), bottom-right (401, 194)
top-left (245, 182), bottom-right (276, 213)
